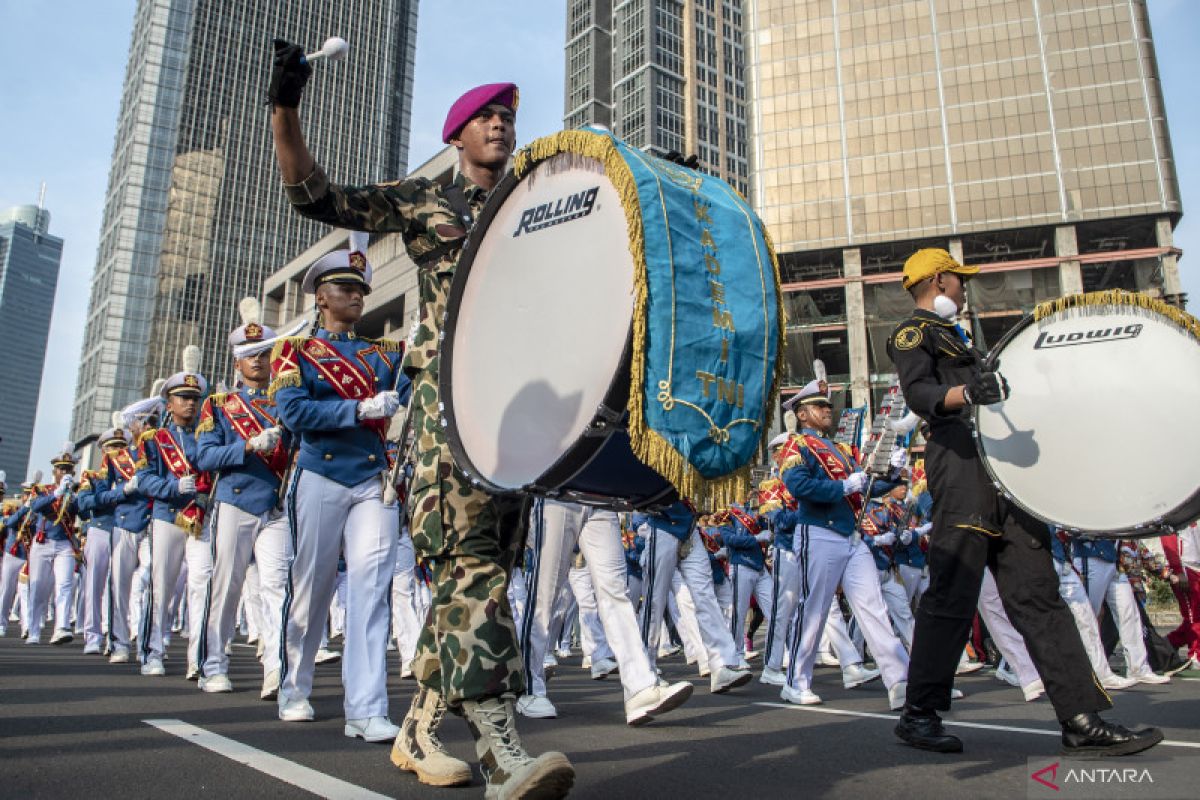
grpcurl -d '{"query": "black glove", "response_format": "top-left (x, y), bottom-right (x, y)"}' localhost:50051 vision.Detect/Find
top-left (268, 38), bottom-right (311, 108)
top-left (965, 368), bottom-right (1010, 406)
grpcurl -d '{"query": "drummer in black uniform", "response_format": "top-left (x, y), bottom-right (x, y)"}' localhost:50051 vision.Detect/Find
top-left (887, 248), bottom-right (1162, 756)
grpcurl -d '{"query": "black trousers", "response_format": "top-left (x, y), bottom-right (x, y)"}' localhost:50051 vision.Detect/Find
top-left (906, 432), bottom-right (1112, 721)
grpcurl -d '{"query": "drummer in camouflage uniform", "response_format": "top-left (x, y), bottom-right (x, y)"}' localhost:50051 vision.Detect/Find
top-left (267, 40), bottom-right (573, 799)
top-left (887, 248), bottom-right (1158, 757)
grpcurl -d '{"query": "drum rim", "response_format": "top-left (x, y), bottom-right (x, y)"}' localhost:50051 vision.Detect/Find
top-left (972, 305), bottom-right (1192, 539)
top-left (438, 158), bottom-right (657, 502)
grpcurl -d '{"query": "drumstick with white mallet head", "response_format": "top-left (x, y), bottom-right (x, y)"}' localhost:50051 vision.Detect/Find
top-left (301, 36), bottom-right (349, 65)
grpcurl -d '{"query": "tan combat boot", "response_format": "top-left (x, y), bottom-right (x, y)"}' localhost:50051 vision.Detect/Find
top-left (462, 696), bottom-right (575, 800)
top-left (390, 686), bottom-right (472, 787)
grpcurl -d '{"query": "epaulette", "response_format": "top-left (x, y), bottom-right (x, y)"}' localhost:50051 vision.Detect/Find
top-left (775, 433), bottom-right (808, 473)
top-left (268, 336), bottom-right (308, 398)
top-left (208, 392), bottom-right (228, 407)
top-left (361, 336), bottom-right (404, 353)
top-left (137, 428), bottom-right (158, 444)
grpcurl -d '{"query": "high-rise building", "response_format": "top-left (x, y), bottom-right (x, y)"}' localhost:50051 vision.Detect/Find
top-left (0, 203), bottom-right (63, 482)
top-left (565, 0), bottom-right (750, 195)
top-left (745, 0), bottom-right (1183, 410)
top-left (71, 0), bottom-right (418, 438)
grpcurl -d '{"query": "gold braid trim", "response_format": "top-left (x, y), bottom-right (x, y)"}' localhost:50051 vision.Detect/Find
top-left (515, 128), bottom-right (783, 508)
top-left (195, 395), bottom-right (222, 434)
top-left (137, 429), bottom-right (158, 444)
top-left (362, 337), bottom-right (403, 353)
top-left (778, 452), bottom-right (807, 474)
top-left (1034, 290), bottom-right (1200, 341)
top-left (267, 336), bottom-right (309, 398)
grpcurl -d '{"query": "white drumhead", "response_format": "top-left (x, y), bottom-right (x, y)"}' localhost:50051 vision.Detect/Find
top-left (977, 304), bottom-right (1200, 532)
top-left (449, 154), bottom-right (635, 489)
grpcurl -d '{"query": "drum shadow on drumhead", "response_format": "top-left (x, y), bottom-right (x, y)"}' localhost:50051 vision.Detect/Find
top-left (978, 409), bottom-right (1040, 468)
top-left (494, 380), bottom-right (584, 486)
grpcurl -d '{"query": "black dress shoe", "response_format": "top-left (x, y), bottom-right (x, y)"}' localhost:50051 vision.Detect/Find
top-left (1060, 712), bottom-right (1164, 757)
top-left (895, 706), bottom-right (963, 753)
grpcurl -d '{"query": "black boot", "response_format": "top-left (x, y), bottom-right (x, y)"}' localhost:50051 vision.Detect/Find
top-left (895, 705), bottom-right (963, 753)
top-left (1060, 713), bottom-right (1163, 757)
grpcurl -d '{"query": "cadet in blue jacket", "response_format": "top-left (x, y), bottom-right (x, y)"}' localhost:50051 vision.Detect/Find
top-left (195, 297), bottom-right (293, 699)
top-left (75, 452), bottom-right (118, 655)
top-left (721, 502), bottom-right (774, 662)
top-left (28, 444), bottom-right (81, 645)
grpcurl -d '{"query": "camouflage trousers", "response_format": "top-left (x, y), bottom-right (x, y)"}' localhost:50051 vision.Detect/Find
top-left (408, 442), bottom-right (528, 705)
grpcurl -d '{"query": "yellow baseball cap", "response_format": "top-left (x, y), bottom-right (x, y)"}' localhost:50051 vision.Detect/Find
top-left (902, 248), bottom-right (979, 290)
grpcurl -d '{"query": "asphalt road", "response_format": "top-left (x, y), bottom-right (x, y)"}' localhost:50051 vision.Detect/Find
top-left (2, 631), bottom-right (1197, 799)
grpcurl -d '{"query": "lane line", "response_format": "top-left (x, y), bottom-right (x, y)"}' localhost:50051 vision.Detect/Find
top-left (144, 719), bottom-right (392, 799)
top-left (754, 703), bottom-right (1200, 749)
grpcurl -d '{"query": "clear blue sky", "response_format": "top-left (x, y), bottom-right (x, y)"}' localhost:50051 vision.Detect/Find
top-left (0, 1), bottom-right (1196, 474)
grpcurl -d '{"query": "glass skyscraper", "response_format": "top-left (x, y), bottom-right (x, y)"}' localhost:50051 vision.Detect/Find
top-left (745, 0), bottom-right (1183, 409)
top-left (71, 0), bottom-right (418, 438)
top-left (0, 204), bottom-right (63, 482)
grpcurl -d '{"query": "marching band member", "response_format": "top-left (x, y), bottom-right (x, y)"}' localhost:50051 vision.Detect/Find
top-left (776, 381), bottom-right (909, 709)
top-left (269, 234), bottom-right (403, 740)
top-left (1162, 525), bottom-right (1200, 667)
top-left (135, 347), bottom-right (212, 677)
top-left (194, 297), bottom-right (293, 698)
top-left (391, 523), bottom-right (423, 679)
top-left (75, 456), bottom-right (118, 654)
top-left (862, 486), bottom-right (915, 650)
top-left (269, 44), bottom-right (573, 794)
top-left (721, 501), bottom-right (774, 664)
top-left (27, 444), bottom-right (81, 645)
top-left (0, 471), bottom-right (35, 638)
top-left (888, 248), bottom-right (1158, 755)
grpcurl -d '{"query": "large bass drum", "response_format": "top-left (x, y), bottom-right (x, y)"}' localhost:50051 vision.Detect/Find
top-left (974, 293), bottom-right (1200, 537)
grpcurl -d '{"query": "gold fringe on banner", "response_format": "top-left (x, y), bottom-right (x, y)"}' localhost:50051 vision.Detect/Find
top-left (1034, 290), bottom-right (1200, 341)
top-left (515, 129), bottom-right (785, 509)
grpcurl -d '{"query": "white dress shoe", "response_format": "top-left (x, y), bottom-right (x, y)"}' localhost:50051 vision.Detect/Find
top-left (815, 652), bottom-right (840, 667)
top-left (994, 663), bottom-right (1020, 687)
top-left (200, 674), bottom-right (233, 693)
top-left (141, 659), bottom-right (166, 677)
top-left (950, 687), bottom-right (964, 700)
top-left (590, 657), bottom-right (619, 680)
top-left (710, 665), bottom-right (753, 694)
top-left (1022, 679), bottom-right (1045, 702)
top-left (279, 698), bottom-right (315, 721)
top-left (315, 648), bottom-right (341, 665)
top-left (515, 694), bottom-right (558, 719)
top-left (82, 642), bottom-right (101, 655)
top-left (109, 647), bottom-right (131, 664)
top-left (1100, 673), bottom-right (1137, 690)
top-left (1130, 670), bottom-right (1170, 685)
top-left (345, 716), bottom-right (400, 742)
top-left (261, 669), bottom-right (280, 701)
top-left (625, 680), bottom-right (693, 726)
top-left (780, 685), bottom-right (822, 705)
top-left (554, 647), bottom-right (572, 660)
top-left (843, 663), bottom-right (881, 689)
top-left (186, 663), bottom-right (200, 681)
top-left (887, 681), bottom-right (908, 711)
top-left (760, 667), bottom-right (786, 686)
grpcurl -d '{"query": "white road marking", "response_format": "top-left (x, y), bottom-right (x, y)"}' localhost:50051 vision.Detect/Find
top-left (755, 702), bottom-right (1200, 749)
top-left (144, 719), bottom-right (392, 799)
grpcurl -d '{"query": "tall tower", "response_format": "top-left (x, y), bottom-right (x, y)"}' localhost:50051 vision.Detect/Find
top-left (564, 0), bottom-right (750, 196)
top-left (71, 0), bottom-right (418, 438)
top-left (0, 202), bottom-right (63, 481)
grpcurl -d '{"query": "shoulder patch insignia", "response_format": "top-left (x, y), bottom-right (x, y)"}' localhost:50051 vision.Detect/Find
top-left (894, 326), bottom-right (923, 351)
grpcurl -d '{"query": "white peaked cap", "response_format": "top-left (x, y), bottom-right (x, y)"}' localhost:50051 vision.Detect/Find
top-left (302, 230), bottom-right (373, 294)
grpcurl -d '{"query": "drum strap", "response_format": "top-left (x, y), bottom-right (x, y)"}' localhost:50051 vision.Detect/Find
top-left (414, 185), bottom-right (476, 268)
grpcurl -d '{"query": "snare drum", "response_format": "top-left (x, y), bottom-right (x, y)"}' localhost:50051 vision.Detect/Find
top-left (974, 292), bottom-right (1200, 537)
top-left (440, 127), bottom-right (782, 510)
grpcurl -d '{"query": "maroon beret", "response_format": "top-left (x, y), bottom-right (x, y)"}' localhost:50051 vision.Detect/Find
top-left (442, 82), bottom-right (519, 143)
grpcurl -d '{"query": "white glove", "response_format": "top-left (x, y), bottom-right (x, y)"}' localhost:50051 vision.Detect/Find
top-left (842, 471), bottom-right (869, 496)
top-left (123, 474), bottom-right (140, 496)
top-left (178, 474), bottom-right (197, 495)
top-left (713, 547), bottom-right (728, 560)
top-left (248, 426), bottom-right (282, 453)
top-left (916, 522), bottom-right (933, 536)
top-left (899, 528), bottom-right (914, 546)
top-left (873, 531), bottom-right (897, 547)
top-left (54, 474), bottom-right (74, 498)
top-left (357, 391), bottom-right (401, 420)
top-left (889, 447), bottom-right (908, 469)
top-left (754, 530), bottom-right (773, 544)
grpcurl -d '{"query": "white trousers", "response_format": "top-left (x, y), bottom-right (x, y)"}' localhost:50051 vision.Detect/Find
top-left (821, 603), bottom-right (863, 667)
top-left (509, 564), bottom-right (528, 634)
top-left (568, 564), bottom-right (614, 662)
top-left (0, 554), bottom-right (26, 632)
top-left (626, 574), bottom-right (643, 610)
top-left (978, 568), bottom-right (1040, 687)
top-left (108, 528), bottom-right (142, 649)
top-left (879, 569), bottom-right (915, 650)
top-left (130, 533), bottom-right (152, 644)
top-left (281, 470), bottom-right (397, 720)
top-left (1056, 561), bottom-right (1118, 680)
top-left (142, 520), bottom-right (210, 665)
top-left (82, 527), bottom-right (112, 649)
top-left (765, 547), bottom-right (799, 671)
top-left (27, 538), bottom-right (76, 639)
top-left (242, 563), bottom-right (264, 642)
top-left (670, 572), bottom-right (707, 666)
top-left (897, 564), bottom-right (928, 608)
top-left (714, 577), bottom-right (732, 618)
top-left (521, 500), bottom-right (656, 700)
top-left (730, 561), bottom-right (774, 656)
top-left (641, 528), bottom-right (739, 672)
top-left (391, 530), bottom-right (422, 669)
top-left (200, 502), bottom-right (290, 678)
top-left (786, 526), bottom-right (909, 692)
top-left (1076, 556), bottom-right (1151, 675)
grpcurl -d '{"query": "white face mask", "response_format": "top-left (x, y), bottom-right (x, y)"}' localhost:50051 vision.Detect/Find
top-left (933, 294), bottom-right (959, 320)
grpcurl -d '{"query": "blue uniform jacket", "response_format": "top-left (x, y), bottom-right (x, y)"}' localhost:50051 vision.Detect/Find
top-left (1074, 538), bottom-right (1118, 563)
top-left (76, 477), bottom-right (115, 531)
top-left (625, 534), bottom-right (645, 579)
top-left (895, 493), bottom-right (932, 568)
top-left (863, 502), bottom-right (894, 571)
top-left (97, 447), bottom-right (152, 534)
top-left (767, 508), bottom-right (800, 553)
top-left (31, 492), bottom-right (75, 542)
top-left (631, 501), bottom-right (695, 542)
top-left (781, 428), bottom-right (895, 537)
top-left (709, 550), bottom-right (726, 585)
top-left (137, 420), bottom-right (203, 525)
top-left (723, 510), bottom-right (765, 571)
top-left (196, 387), bottom-right (291, 517)
top-left (1049, 527), bottom-right (1072, 563)
top-left (271, 331), bottom-right (408, 488)
top-left (2, 506), bottom-right (29, 558)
